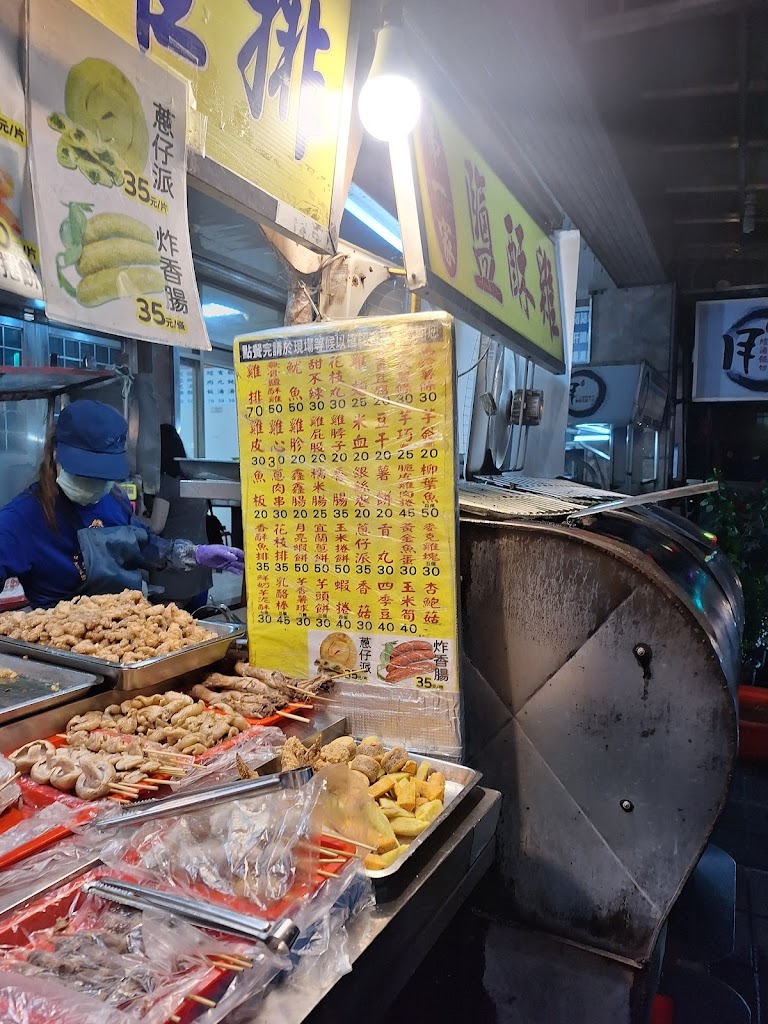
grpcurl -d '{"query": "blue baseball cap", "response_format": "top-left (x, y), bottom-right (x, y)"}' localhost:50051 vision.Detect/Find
top-left (54, 400), bottom-right (129, 481)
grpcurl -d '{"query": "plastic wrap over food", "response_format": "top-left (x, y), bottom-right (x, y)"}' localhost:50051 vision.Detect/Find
top-left (0, 879), bottom-right (279, 1024)
top-left (0, 802), bottom-right (72, 863)
top-left (98, 772), bottom-right (349, 913)
top-left (0, 833), bottom-right (97, 902)
top-left (0, 971), bottom-right (116, 1024)
top-left (234, 314), bottom-right (463, 758)
top-left (0, 756), bottom-right (21, 816)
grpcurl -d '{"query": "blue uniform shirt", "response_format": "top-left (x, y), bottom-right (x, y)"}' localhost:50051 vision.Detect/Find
top-left (0, 487), bottom-right (132, 608)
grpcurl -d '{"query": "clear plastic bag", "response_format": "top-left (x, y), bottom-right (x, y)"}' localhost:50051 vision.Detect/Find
top-left (98, 772), bottom-right (330, 911)
top-left (0, 970), bottom-right (117, 1024)
top-left (0, 755), bottom-right (21, 816)
top-left (0, 882), bottom-right (280, 1024)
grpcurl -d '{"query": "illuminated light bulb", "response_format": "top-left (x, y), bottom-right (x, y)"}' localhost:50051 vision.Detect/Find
top-left (358, 23), bottom-right (421, 142)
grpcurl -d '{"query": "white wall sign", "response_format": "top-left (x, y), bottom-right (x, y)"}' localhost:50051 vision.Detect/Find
top-left (694, 299), bottom-right (768, 401)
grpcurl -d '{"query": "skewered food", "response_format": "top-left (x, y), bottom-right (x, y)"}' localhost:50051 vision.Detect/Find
top-left (9, 739), bottom-right (55, 773)
top-left (278, 735), bottom-right (448, 870)
top-left (192, 663), bottom-right (335, 721)
top-left (0, 590), bottom-right (215, 664)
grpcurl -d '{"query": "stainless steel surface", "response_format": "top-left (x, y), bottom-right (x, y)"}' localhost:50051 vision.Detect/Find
top-left (366, 754), bottom-right (481, 879)
top-left (0, 855), bottom-right (102, 918)
top-left (460, 513), bottom-right (739, 965)
top-left (85, 878), bottom-right (298, 952)
top-left (565, 480), bottom-right (719, 521)
top-left (0, 621), bottom-right (245, 691)
top-left (0, 653), bottom-right (103, 725)
top-left (179, 479), bottom-right (242, 505)
top-left (177, 458), bottom-right (241, 482)
top-left (94, 768), bottom-right (314, 831)
top-left (461, 480), bottom-right (590, 519)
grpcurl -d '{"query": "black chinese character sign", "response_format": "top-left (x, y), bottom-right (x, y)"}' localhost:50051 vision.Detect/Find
top-left (694, 299), bottom-right (768, 401)
top-left (27, 0), bottom-right (208, 349)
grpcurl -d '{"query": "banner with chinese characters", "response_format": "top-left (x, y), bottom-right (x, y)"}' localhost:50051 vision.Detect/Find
top-left (694, 299), bottom-right (768, 401)
top-left (0, 0), bottom-right (42, 302)
top-left (407, 95), bottom-right (565, 374)
top-left (235, 313), bottom-right (463, 758)
top-left (71, 0), bottom-right (354, 249)
top-left (28, 0), bottom-right (209, 350)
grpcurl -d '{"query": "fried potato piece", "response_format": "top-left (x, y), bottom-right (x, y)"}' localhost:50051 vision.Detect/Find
top-left (394, 776), bottom-right (417, 812)
top-left (415, 799), bottom-right (444, 824)
top-left (390, 816), bottom-right (430, 837)
top-left (364, 845), bottom-right (408, 871)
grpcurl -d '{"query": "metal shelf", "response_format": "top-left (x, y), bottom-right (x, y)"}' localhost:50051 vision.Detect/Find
top-left (0, 366), bottom-right (116, 402)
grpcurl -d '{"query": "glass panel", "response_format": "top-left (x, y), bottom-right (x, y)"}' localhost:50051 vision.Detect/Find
top-left (48, 335), bottom-right (62, 355)
top-left (177, 361), bottom-right (198, 459)
top-left (199, 282), bottom-right (282, 350)
top-left (203, 365), bottom-right (238, 461)
top-left (4, 327), bottom-right (22, 351)
top-left (64, 338), bottom-right (79, 360)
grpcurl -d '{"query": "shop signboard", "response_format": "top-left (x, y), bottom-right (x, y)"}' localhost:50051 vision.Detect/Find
top-left (28, 0), bottom-right (209, 350)
top-left (694, 298), bottom-right (768, 401)
top-left (71, 0), bottom-right (355, 253)
top-left (396, 94), bottom-right (565, 375)
top-left (235, 312), bottom-right (461, 756)
top-left (572, 299), bottom-right (592, 365)
top-left (0, 0), bottom-right (42, 303)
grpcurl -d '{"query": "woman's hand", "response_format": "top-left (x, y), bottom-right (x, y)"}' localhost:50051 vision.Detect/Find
top-left (195, 545), bottom-right (245, 575)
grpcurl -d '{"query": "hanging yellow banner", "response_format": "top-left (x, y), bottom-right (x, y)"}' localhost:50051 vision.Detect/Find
top-left (70, 0), bottom-right (353, 238)
top-left (412, 96), bottom-right (565, 373)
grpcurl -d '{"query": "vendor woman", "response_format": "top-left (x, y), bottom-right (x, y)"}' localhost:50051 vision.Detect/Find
top-left (0, 400), bottom-right (243, 609)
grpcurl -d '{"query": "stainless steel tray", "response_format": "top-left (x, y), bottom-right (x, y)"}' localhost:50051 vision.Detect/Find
top-left (364, 752), bottom-right (481, 879)
top-left (0, 653), bottom-right (103, 725)
top-left (0, 621), bottom-right (245, 692)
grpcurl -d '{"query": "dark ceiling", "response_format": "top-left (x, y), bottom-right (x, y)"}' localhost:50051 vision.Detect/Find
top-left (557, 0), bottom-right (768, 298)
top-left (354, 0), bottom-right (768, 299)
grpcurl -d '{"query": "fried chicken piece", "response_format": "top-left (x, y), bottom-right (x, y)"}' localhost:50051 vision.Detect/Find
top-left (319, 736), bottom-right (357, 764)
top-left (281, 736), bottom-right (320, 771)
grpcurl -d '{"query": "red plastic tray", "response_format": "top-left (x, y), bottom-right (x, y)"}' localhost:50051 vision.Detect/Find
top-left (0, 701), bottom-right (315, 872)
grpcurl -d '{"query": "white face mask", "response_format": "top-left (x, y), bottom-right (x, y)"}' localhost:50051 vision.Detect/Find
top-left (57, 469), bottom-right (113, 506)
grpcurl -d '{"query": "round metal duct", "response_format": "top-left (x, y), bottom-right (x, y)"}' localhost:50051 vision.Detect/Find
top-left (460, 513), bottom-right (738, 965)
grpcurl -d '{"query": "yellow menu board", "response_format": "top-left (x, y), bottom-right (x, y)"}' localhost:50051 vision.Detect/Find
top-left (235, 313), bottom-right (459, 694)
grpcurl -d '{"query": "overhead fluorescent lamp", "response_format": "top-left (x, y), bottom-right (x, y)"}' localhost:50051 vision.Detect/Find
top-left (201, 302), bottom-right (241, 318)
top-left (344, 184), bottom-right (402, 252)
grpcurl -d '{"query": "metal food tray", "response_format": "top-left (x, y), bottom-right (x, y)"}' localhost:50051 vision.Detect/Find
top-left (0, 621), bottom-right (245, 692)
top-left (365, 752), bottom-right (481, 879)
top-left (0, 653), bottom-right (103, 725)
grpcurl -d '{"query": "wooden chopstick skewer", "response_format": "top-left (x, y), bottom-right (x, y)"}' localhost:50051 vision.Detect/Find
top-left (0, 772), bottom-right (20, 792)
top-left (276, 710), bottom-right (311, 723)
top-left (322, 830), bottom-right (376, 851)
top-left (187, 993), bottom-right (217, 1008)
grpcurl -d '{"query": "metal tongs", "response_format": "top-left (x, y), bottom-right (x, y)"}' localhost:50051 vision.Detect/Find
top-left (84, 877), bottom-right (299, 953)
top-left (93, 766), bottom-right (313, 831)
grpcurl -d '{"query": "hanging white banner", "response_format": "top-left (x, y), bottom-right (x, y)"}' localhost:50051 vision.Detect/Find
top-left (27, 0), bottom-right (209, 349)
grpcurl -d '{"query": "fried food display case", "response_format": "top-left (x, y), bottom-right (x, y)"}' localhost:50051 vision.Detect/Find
top-left (459, 478), bottom-right (740, 1021)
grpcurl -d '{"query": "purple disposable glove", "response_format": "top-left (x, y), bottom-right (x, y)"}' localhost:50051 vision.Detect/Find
top-left (195, 545), bottom-right (245, 574)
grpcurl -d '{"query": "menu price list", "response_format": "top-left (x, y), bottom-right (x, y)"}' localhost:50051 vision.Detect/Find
top-left (235, 314), bottom-right (459, 692)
